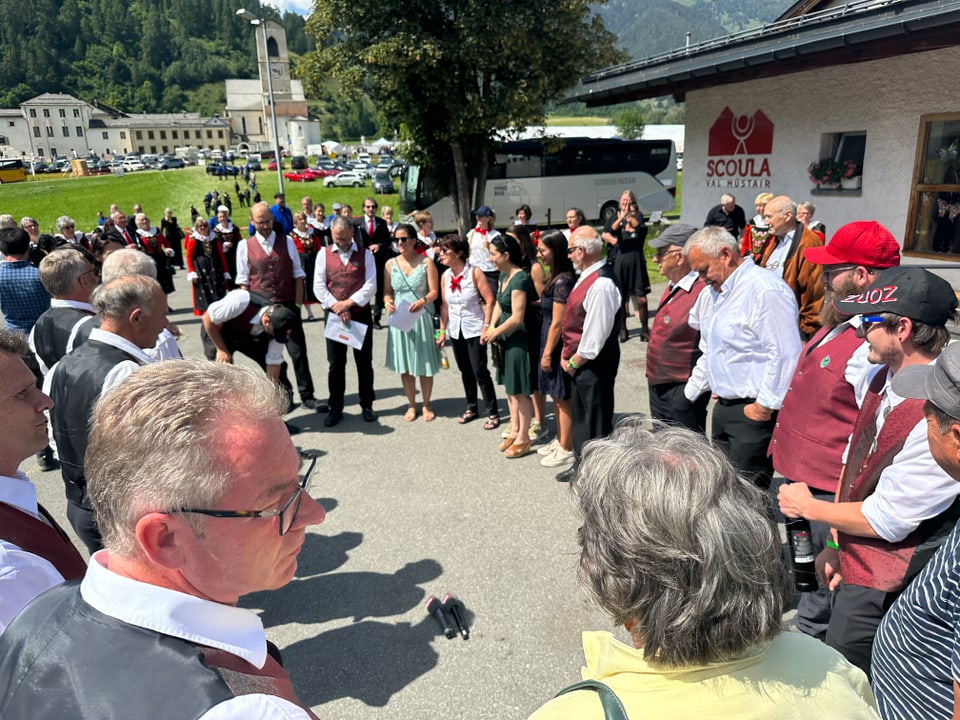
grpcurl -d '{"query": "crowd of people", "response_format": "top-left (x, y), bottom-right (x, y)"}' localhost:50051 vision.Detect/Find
top-left (4, 183), bottom-right (960, 718)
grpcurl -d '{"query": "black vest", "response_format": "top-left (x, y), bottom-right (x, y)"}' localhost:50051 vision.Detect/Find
top-left (0, 582), bottom-right (317, 719)
top-left (49, 339), bottom-right (144, 504)
top-left (32, 306), bottom-right (97, 371)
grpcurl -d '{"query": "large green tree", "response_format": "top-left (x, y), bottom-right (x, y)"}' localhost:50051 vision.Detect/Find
top-left (301, 0), bottom-right (623, 231)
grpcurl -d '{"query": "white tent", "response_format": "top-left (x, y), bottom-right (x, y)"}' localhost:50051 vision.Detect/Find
top-left (369, 137), bottom-right (394, 152)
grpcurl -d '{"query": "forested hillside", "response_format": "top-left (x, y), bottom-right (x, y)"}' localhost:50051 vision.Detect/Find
top-left (0, 0), bottom-right (311, 113)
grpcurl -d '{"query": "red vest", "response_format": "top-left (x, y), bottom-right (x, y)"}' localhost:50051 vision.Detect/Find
top-left (324, 246), bottom-right (368, 321)
top-left (246, 235), bottom-right (295, 303)
top-left (0, 502), bottom-right (86, 580)
top-left (646, 278), bottom-right (705, 384)
top-left (202, 648), bottom-right (320, 719)
top-left (561, 266), bottom-right (617, 360)
top-left (837, 370), bottom-right (951, 592)
top-left (769, 324), bottom-right (863, 491)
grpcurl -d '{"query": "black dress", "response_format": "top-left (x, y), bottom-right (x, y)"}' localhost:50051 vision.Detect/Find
top-left (613, 220), bottom-right (651, 297)
top-left (538, 273), bottom-right (575, 399)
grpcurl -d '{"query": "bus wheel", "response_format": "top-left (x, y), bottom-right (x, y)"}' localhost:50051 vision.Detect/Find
top-left (600, 202), bottom-right (618, 226)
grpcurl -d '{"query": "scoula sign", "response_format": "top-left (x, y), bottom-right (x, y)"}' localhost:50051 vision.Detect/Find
top-left (706, 107), bottom-right (773, 189)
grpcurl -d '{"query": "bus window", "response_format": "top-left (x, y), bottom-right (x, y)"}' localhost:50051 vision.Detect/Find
top-left (0, 158), bottom-right (26, 184)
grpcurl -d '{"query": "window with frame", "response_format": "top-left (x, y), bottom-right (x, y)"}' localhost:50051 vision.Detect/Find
top-left (160, 130), bottom-right (166, 139)
top-left (136, 131), bottom-right (142, 140)
top-left (59, 109), bottom-right (66, 118)
top-left (120, 131), bottom-right (126, 139)
top-left (62, 127), bottom-right (69, 137)
top-left (172, 130), bottom-right (178, 139)
top-left (43, 109), bottom-right (49, 118)
top-left (33, 127), bottom-right (40, 138)
top-left (46, 127), bottom-right (54, 137)
top-left (148, 131), bottom-right (154, 140)
top-left (102, 131), bottom-right (108, 139)
top-left (29, 109), bottom-right (36, 118)
top-left (73, 109), bottom-right (80, 118)
top-left (905, 114), bottom-right (960, 257)
top-left (76, 127), bottom-right (83, 137)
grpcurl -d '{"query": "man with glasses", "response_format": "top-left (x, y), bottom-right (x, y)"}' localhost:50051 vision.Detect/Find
top-left (771, 221), bottom-right (900, 641)
top-left (759, 195), bottom-right (825, 340)
top-left (779, 266), bottom-right (960, 676)
top-left (358, 196), bottom-right (393, 329)
top-left (645, 223), bottom-right (710, 432)
top-left (0, 361), bottom-right (325, 718)
top-left (556, 227), bottom-right (622, 482)
top-left (237, 202), bottom-right (319, 412)
top-left (314, 215), bottom-right (378, 427)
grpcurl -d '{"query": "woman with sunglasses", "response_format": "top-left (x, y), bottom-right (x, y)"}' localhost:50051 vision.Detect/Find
top-left (384, 223), bottom-right (442, 422)
top-left (437, 234), bottom-right (500, 428)
top-left (481, 234), bottom-right (536, 458)
top-left (185, 216), bottom-right (230, 316)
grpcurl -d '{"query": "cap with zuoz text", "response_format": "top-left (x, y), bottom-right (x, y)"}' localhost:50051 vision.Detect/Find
top-left (832, 266), bottom-right (957, 326)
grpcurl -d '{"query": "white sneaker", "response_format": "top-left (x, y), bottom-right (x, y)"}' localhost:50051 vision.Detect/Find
top-left (541, 447), bottom-right (575, 468)
top-left (537, 438), bottom-right (560, 456)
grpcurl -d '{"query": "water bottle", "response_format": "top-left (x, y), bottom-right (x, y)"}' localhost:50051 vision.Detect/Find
top-left (785, 517), bottom-right (819, 592)
top-left (441, 352), bottom-right (450, 370)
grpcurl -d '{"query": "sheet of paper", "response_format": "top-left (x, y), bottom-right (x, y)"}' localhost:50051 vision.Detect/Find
top-left (324, 314), bottom-right (368, 350)
top-left (386, 298), bottom-right (422, 333)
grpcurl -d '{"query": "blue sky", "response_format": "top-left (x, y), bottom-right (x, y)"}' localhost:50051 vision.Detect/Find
top-left (267, 0), bottom-right (312, 15)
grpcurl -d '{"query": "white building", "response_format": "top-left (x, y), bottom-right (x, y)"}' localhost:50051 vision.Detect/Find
top-left (568, 0), bottom-right (960, 270)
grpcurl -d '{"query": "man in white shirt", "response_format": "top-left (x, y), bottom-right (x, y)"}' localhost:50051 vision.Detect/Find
top-left (0, 329), bottom-right (85, 633)
top-left (313, 215), bottom-right (378, 427)
top-left (48, 275), bottom-right (165, 553)
top-left (683, 225), bottom-right (802, 490)
top-left (779, 266), bottom-right (960, 676)
top-left (556, 227), bottom-right (622, 483)
top-left (0, 361), bottom-right (325, 718)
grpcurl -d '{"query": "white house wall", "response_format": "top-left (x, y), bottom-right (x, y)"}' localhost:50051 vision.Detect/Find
top-left (682, 45), bottom-right (960, 254)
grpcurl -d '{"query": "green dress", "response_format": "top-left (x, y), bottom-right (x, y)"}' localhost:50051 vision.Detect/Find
top-left (495, 270), bottom-right (536, 395)
top-left (385, 260), bottom-right (441, 376)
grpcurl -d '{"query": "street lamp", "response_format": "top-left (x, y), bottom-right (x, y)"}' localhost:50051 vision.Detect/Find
top-left (237, 8), bottom-right (284, 194)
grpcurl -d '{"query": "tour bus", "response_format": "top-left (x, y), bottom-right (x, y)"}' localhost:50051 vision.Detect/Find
top-left (0, 158), bottom-right (27, 184)
top-left (399, 137), bottom-right (677, 231)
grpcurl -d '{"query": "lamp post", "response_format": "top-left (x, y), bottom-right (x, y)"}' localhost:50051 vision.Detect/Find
top-left (236, 8), bottom-right (284, 195)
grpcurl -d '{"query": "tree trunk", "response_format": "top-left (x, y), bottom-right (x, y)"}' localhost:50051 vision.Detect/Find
top-left (473, 144), bottom-right (489, 222)
top-left (451, 140), bottom-right (472, 236)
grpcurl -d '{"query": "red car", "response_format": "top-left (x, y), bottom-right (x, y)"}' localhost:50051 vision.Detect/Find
top-left (284, 169), bottom-right (319, 182)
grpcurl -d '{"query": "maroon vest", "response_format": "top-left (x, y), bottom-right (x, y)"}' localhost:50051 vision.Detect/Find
top-left (246, 235), bottom-right (295, 303)
top-left (224, 300), bottom-right (262, 337)
top-left (561, 266), bottom-right (616, 360)
top-left (837, 370), bottom-right (939, 592)
top-left (769, 324), bottom-right (864, 491)
top-left (0, 501), bottom-right (86, 580)
top-left (202, 648), bottom-right (319, 719)
top-left (324, 246), bottom-right (368, 320)
top-left (646, 278), bottom-right (705, 384)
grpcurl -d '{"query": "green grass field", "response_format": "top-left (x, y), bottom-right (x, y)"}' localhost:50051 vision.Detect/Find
top-left (0, 167), bottom-right (399, 234)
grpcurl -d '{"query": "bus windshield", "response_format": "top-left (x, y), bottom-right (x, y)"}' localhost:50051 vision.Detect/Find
top-left (400, 137), bottom-right (676, 232)
top-left (0, 158), bottom-right (27, 184)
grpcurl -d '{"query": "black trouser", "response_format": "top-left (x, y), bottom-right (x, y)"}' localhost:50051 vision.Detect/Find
top-left (67, 498), bottom-right (102, 555)
top-left (326, 307), bottom-right (375, 412)
top-left (826, 582), bottom-right (899, 678)
top-left (200, 326), bottom-right (294, 403)
top-left (450, 333), bottom-right (498, 417)
top-left (281, 299), bottom-right (315, 401)
top-left (372, 251), bottom-right (394, 321)
top-left (711, 397), bottom-right (776, 489)
top-left (571, 347), bottom-right (619, 457)
top-left (648, 381), bottom-right (709, 433)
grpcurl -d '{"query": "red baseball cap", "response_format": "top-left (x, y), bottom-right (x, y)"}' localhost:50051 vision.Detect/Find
top-left (803, 221), bottom-right (900, 268)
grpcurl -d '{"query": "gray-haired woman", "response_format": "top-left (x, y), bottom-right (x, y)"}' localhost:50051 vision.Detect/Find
top-left (529, 423), bottom-right (879, 719)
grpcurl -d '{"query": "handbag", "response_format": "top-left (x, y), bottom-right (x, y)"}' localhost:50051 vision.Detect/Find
top-left (553, 679), bottom-right (629, 720)
top-left (490, 338), bottom-right (506, 371)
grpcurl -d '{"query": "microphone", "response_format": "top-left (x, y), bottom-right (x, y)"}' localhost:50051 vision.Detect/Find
top-left (426, 595), bottom-right (456, 639)
top-left (442, 593), bottom-right (469, 640)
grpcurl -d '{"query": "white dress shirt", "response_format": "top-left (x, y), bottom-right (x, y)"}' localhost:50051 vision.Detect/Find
top-left (80, 552), bottom-right (312, 719)
top-left (0, 472), bottom-right (67, 633)
top-left (685, 257), bottom-right (802, 409)
top-left (207, 290), bottom-right (284, 366)
top-left (312, 242), bottom-right (376, 309)
top-left (28, 298), bottom-right (98, 375)
top-left (572, 260), bottom-right (622, 361)
top-left (467, 228), bottom-right (500, 273)
top-left (764, 230), bottom-right (793, 278)
top-left (234, 232), bottom-right (305, 287)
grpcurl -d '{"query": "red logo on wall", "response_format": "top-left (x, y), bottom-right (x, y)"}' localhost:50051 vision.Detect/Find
top-left (708, 108), bottom-right (774, 156)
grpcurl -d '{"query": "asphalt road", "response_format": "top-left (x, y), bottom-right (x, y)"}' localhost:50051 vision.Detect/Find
top-left (30, 274), bottom-right (665, 719)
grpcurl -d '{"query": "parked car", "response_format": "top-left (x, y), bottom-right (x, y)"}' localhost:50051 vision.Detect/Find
top-left (372, 172), bottom-right (395, 194)
top-left (206, 162), bottom-right (239, 177)
top-left (324, 171), bottom-right (365, 188)
top-left (122, 160), bottom-right (146, 172)
top-left (245, 159), bottom-right (262, 171)
top-left (158, 157), bottom-right (186, 170)
top-left (268, 159), bottom-right (284, 171)
top-left (290, 155), bottom-right (308, 170)
top-left (283, 168), bottom-right (325, 183)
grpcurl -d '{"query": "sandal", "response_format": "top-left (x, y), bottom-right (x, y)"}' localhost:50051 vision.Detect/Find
top-left (457, 409), bottom-right (479, 425)
top-left (483, 415), bottom-right (501, 431)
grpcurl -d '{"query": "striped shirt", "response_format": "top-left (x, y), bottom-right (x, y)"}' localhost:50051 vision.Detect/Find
top-left (872, 519), bottom-right (960, 719)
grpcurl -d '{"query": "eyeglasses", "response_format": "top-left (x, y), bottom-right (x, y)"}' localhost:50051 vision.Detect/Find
top-left (364, 205), bottom-right (376, 210)
top-left (654, 248), bottom-right (682, 261)
top-left (858, 314), bottom-right (886, 333)
top-left (170, 451), bottom-right (317, 536)
top-left (63, 225), bottom-right (75, 229)
top-left (395, 236), bottom-right (412, 242)
top-left (79, 267), bottom-right (99, 280)
top-left (823, 265), bottom-right (856, 280)
top-left (567, 245), bottom-right (584, 254)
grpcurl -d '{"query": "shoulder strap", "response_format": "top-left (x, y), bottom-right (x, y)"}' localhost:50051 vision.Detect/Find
top-left (553, 679), bottom-right (630, 720)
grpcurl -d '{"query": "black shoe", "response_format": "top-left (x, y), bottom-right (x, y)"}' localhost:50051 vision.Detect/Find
top-left (284, 422), bottom-right (301, 435)
top-left (373, 319), bottom-right (383, 330)
top-left (555, 465), bottom-right (578, 483)
top-left (362, 407), bottom-right (378, 422)
top-left (36, 449), bottom-right (59, 472)
top-left (301, 397), bottom-right (320, 410)
top-left (323, 411), bottom-right (343, 428)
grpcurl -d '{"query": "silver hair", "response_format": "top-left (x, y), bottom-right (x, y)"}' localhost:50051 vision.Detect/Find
top-left (798, 201), bottom-right (816, 216)
top-left (573, 421), bottom-right (788, 667)
top-left (91, 274), bottom-right (161, 320)
top-left (0, 327), bottom-right (29, 356)
top-left (39, 248), bottom-right (91, 296)
top-left (134, 212), bottom-right (149, 227)
top-left (573, 226), bottom-right (603, 255)
top-left (0, 214), bottom-right (16, 229)
top-left (20, 216), bottom-right (38, 230)
top-left (101, 247), bottom-right (157, 283)
top-left (56, 215), bottom-right (75, 232)
top-left (682, 225), bottom-right (739, 258)
top-left (86, 361), bottom-right (287, 556)
top-left (720, 193), bottom-right (735, 204)
top-left (330, 215), bottom-right (354, 234)
top-left (767, 196), bottom-right (797, 218)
